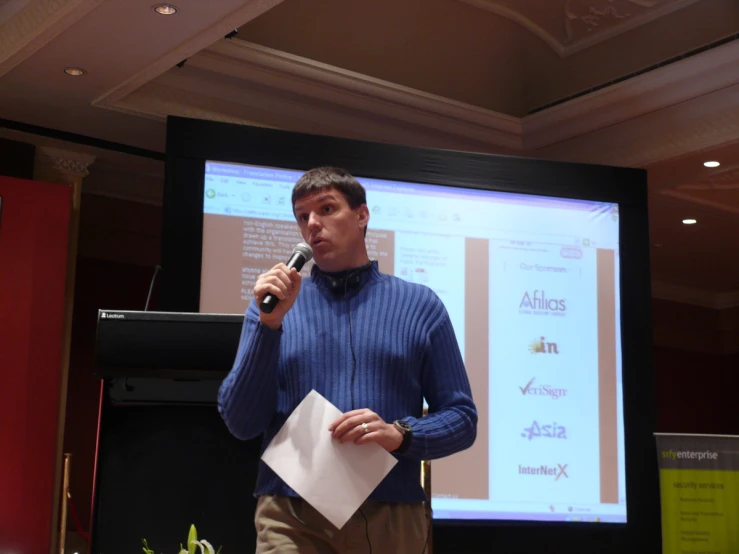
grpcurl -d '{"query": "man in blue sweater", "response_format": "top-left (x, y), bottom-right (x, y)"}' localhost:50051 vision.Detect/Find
top-left (218, 167), bottom-right (477, 553)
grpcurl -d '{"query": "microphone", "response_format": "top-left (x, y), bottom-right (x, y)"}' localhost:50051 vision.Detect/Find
top-left (144, 264), bottom-right (162, 311)
top-left (259, 242), bottom-right (313, 314)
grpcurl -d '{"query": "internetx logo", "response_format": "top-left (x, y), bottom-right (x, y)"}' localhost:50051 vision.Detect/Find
top-left (519, 464), bottom-right (569, 481)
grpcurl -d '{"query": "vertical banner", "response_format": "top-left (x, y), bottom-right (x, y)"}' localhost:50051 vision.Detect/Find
top-left (655, 433), bottom-right (739, 554)
top-left (0, 176), bottom-right (72, 554)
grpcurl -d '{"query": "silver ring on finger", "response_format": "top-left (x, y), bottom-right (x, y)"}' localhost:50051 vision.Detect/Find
top-left (361, 422), bottom-right (369, 433)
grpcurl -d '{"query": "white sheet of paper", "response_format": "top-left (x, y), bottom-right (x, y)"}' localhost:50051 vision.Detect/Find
top-left (261, 389), bottom-right (398, 529)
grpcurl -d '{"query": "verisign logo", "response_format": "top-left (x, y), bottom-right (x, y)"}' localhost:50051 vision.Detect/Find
top-left (519, 378), bottom-right (567, 400)
top-left (101, 312), bottom-right (125, 320)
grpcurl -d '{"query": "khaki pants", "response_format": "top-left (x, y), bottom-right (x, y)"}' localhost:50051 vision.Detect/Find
top-left (255, 494), bottom-right (429, 554)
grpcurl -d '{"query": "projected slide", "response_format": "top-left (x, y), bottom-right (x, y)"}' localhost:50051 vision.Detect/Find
top-left (201, 161), bottom-right (626, 524)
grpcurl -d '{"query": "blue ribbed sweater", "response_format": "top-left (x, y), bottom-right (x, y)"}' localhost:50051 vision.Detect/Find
top-left (217, 261), bottom-right (477, 503)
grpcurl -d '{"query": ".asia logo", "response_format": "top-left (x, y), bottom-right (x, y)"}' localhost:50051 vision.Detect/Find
top-left (519, 290), bottom-right (566, 317)
top-left (519, 378), bottom-right (567, 400)
top-left (518, 463), bottom-right (569, 481)
top-left (521, 420), bottom-right (567, 440)
top-left (529, 336), bottom-right (559, 355)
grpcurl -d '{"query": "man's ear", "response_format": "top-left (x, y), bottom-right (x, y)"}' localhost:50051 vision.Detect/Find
top-left (357, 204), bottom-right (370, 230)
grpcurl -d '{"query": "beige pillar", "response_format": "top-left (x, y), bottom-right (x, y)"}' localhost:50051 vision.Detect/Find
top-left (35, 146), bottom-right (95, 554)
top-left (35, 146), bottom-right (95, 186)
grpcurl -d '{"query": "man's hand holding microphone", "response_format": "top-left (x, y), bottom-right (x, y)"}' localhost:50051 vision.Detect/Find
top-left (254, 243), bottom-right (313, 330)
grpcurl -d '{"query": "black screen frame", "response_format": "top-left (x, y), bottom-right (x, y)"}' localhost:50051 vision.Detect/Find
top-left (161, 115), bottom-right (659, 554)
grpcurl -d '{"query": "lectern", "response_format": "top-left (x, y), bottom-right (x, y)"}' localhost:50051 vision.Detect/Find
top-left (91, 309), bottom-right (433, 554)
top-left (91, 310), bottom-right (261, 554)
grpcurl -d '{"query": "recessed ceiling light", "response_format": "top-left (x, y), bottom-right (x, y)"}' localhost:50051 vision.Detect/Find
top-left (704, 161), bottom-right (720, 168)
top-left (153, 4), bottom-right (178, 15)
top-left (64, 67), bottom-right (86, 76)
top-left (682, 219), bottom-right (697, 225)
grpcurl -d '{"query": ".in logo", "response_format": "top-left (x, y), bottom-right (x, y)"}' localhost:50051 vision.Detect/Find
top-left (519, 290), bottom-right (566, 316)
top-left (521, 420), bottom-right (567, 440)
top-left (518, 464), bottom-right (569, 481)
top-left (529, 336), bottom-right (559, 354)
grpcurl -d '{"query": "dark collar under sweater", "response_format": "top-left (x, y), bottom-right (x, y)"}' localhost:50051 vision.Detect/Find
top-left (309, 260), bottom-right (382, 292)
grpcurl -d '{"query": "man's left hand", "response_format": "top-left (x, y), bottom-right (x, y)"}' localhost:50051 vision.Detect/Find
top-left (328, 409), bottom-right (403, 453)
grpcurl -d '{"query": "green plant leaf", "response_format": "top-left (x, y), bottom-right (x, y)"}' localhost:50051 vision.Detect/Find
top-left (188, 524), bottom-right (198, 554)
top-left (199, 539), bottom-right (216, 554)
top-left (141, 538), bottom-right (155, 554)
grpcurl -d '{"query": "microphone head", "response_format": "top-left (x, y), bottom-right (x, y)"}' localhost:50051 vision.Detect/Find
top-left (293, 242), bottom-right (313, 262)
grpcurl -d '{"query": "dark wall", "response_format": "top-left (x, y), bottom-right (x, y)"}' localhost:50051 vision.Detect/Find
top-left (64, 194), bottom-right (162, 534)
top-left (0, 138), bottom-right (35, 179)
top-left (654, 347), bottom-right (739, 433)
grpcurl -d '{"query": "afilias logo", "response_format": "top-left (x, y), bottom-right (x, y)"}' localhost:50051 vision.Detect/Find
top-left (519, 290), bottom-right (566, 315)
top-left (521, 421), bottom-right (568, 440)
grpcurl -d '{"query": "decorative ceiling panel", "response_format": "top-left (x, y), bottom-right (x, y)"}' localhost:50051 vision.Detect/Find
top-left (457, 0), bottom-right (701, 55)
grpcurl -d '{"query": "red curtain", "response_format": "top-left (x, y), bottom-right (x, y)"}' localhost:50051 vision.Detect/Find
top-left (0, 176), bottom-right (72, 553)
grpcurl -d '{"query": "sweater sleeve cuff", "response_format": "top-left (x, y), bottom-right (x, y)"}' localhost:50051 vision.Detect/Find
top-left (395, 406), bottom-right (477, 462)
top-left (255, 320), bottom-right (284, 336)
top-left (397, 415), bottom-right (425, 460)
top-left (245, 320), bottom-right (283, 372)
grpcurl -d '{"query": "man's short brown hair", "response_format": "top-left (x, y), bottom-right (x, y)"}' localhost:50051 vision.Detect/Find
top-left (292, 167), bottom-right (368, 236)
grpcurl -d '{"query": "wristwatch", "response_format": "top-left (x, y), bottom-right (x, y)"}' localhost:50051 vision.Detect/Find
top-left (392, 419), bottom-right (413, 454)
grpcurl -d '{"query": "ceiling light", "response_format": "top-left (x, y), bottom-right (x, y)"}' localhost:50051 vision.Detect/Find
top-left (153, 4), bottom-right (178, 15)
top-left (703, 161), bottom-right (720, 168)
top-left (682, 219), bottom-right (697, 225)
top-left (64, 67), bottom-right (86, 76)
